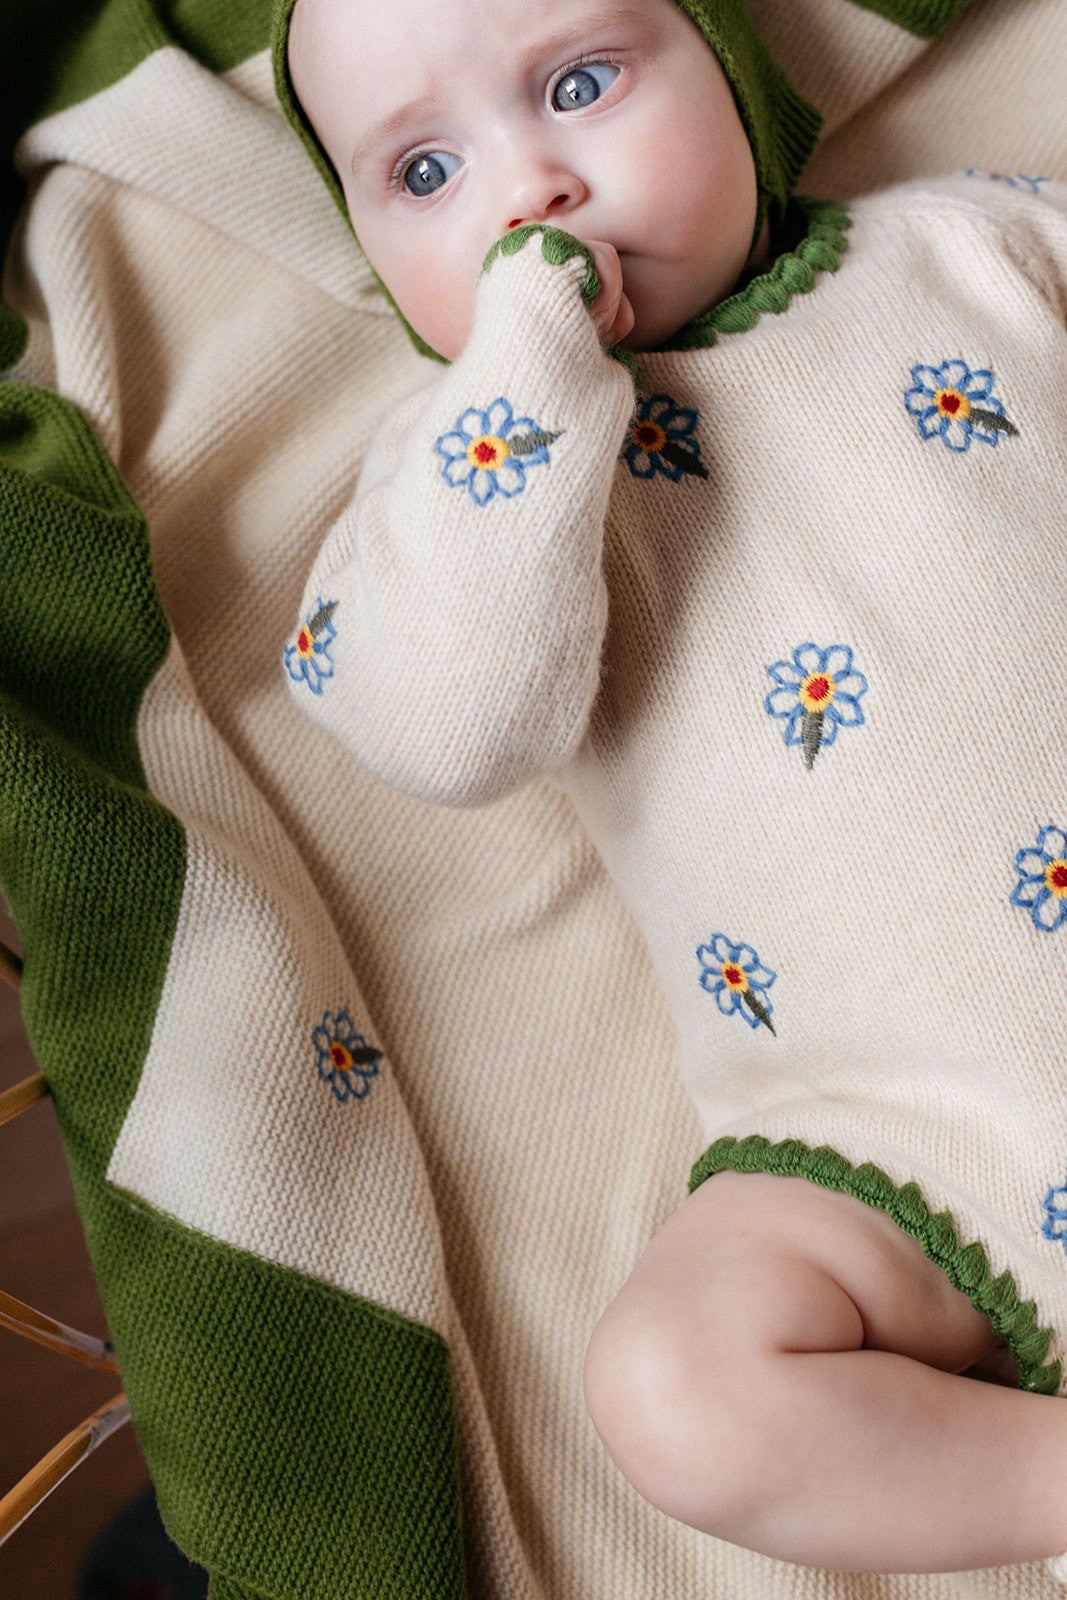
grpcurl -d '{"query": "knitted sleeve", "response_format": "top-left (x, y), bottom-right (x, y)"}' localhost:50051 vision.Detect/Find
top-left (284, 225), bottom-right (635, 807)
top-left (1013, 177), bottom-right (1067, 325)
top-left (952, 173), bottom-right (1067, 326)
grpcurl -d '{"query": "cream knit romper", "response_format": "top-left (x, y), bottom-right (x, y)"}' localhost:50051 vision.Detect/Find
top-left (287, 172), bottom-right (1067, 1395)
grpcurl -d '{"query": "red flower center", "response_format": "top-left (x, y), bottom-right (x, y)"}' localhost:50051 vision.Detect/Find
top-left (473, 440), bottom-right (498, 465)
top-left (1048, 862), bottom-right (1067, 894)
top-left (935, 387), bottom-right (971, 421)
top-left (330, 1044), bottom-right (351, 1071)
top-left (799, 672), bottom-right (835, 713)
top-left (297, 628), bottom-right (311, 655)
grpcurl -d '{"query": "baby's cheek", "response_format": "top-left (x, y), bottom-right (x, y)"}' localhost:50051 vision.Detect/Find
top-left (397, 272), bottom-right (472, 361)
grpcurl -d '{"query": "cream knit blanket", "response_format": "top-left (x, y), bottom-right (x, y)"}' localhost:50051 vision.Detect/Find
top-left (3, 1), bottom-right (1067, 1596)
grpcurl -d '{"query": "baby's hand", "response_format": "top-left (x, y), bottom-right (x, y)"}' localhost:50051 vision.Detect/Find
top-left (584, 240), bottom-right (635, 348)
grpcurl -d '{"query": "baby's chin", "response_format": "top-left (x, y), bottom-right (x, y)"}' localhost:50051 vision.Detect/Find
top-left (616, 263), bottom-right (735, 352)
top-left (618, 297), bottom-right (703, 353)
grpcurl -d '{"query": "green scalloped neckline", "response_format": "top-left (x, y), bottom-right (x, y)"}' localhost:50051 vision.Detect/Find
top-left (662, 196), bottom-right (852, 351)
top-left (690, 1134), bottom-right (1062, 1396)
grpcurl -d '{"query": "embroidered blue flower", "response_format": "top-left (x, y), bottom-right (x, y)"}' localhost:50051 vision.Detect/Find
top-left (765, 643), bottom-right (868, 770)
top-left (285, 598), bottom-right (337, 696)
top-left (1011, 826), bottom-right (1067, 933)
top-left (904, 360), bottom-right (1018, 451)
top-left (697, 934), bottom-right (776, 1034)
top-left (436, 398), bottom-right (559, 506)
top-left (965, 170), bottom-right (1048, 195)
top-left (313, 1010), bottom-right (382, 1104)
top-left (622, 394), bottom-right (708, 481)
top-left (1041, 1184), bottom-right (1067, 1251)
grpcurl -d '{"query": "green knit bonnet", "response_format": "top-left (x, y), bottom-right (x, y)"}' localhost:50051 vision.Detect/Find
top-left (271, 0), bottom-right (823, 360)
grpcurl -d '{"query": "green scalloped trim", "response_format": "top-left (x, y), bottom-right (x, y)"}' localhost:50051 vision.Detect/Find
top-left (689, 1135), bottom-right (1062, 1396)
top-left (480, 224), bottom-right (635, 373)
top-left (663, 196), bottom-right (852, 351)
top-left (481, 224), bottom-right (600, 306)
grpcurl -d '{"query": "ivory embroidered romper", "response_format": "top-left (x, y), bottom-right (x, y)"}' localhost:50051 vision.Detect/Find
top-left (285, 171), bottom-right (1067, 1394)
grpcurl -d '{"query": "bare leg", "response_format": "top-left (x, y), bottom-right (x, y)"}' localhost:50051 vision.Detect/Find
top-left (583, 1172), bottom-right (1067, 1572)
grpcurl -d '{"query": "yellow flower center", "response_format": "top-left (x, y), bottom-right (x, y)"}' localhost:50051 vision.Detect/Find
top-left (799, 673), bottom-right (835, 713)
top-left (721, 962), bottom-right (749, 994)
top-left (296, 627), bottom-right (313, 658)
top-left (631, 420), bottom-right (667, 454)
top-left (329, 1042), bottom-right (354, 1073)
top-left (468, 435), bottom-right (509, 471)
top-left (935, 388), bottom-right (970, 421)
top-left (1045, 859), bottom-right (1067, 899)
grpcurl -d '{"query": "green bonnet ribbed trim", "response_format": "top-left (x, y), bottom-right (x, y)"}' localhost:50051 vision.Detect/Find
top-left (846, 0), bottom-right (977, 38)
top-left (672, 0), bottom-right (822, 234)
top-left (662, 196), bottom-right (851, 350)
top-left (690, 1135), bottom-right (1063, 1397)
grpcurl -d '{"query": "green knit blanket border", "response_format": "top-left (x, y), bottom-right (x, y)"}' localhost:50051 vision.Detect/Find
top-left (93, 1188), bottom-right (469, 1600)
top-left (690, 1134), bottom-right (1062, 1396)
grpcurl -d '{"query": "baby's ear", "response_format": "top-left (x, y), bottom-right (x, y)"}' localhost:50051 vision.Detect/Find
top-left (481, 226), bottom-right (600, 305)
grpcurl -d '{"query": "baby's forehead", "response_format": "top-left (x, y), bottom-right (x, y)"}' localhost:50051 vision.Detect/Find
top-left (287, 0), bottom-right (725, 174)
top-left (291, 0), bottom-right (694, 64)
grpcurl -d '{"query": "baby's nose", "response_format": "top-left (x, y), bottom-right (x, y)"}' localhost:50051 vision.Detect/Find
top-left (503, 168), bottom-right (587, 232)
top-left (505, 194), bottom-right (572, 230)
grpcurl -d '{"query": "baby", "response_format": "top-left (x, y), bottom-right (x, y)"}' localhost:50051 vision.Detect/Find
top-left (276, 0), bottom-right (1067, 1575)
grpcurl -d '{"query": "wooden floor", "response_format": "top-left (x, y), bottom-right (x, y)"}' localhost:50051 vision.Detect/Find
top-left (0, 899), bottom-right (151, 1600)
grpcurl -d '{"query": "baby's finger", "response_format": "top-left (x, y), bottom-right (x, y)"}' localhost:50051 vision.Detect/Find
top-left (603, 290), bottom-right (635, 348)
top-left (584, 239), bottom-right (624, 341)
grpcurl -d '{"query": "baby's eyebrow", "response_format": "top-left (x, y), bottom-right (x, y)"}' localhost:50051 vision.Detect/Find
top-left (349, 4), bottom-right (650, 177)
top-left (351, 94), bottom-right (441, 177)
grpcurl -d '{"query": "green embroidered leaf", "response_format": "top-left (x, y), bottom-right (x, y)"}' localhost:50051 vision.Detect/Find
top-left (803, 709), bottom-right (824, 770)
top-left (659, 441), bottom-right (708, 480)
top-left (742, 990), bottom-right (776, 1035)
top-left (308, 601), bottom-right (337, 638)
top-left (969, 407), bottom-right (1018, 438)
top-left (507, 429), bottom-right (562, 458)
top-left (349, 1046), bottom-right (383, 1068)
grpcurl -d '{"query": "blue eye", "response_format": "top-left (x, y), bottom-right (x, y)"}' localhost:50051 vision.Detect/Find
top-left (552, 61), bottom-right (619, 111)
top-left (402, 151), bottom-right (462, 197)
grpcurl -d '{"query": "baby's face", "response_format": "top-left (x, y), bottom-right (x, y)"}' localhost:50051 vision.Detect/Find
top-left (290, 0), bottom-right (759, 358)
